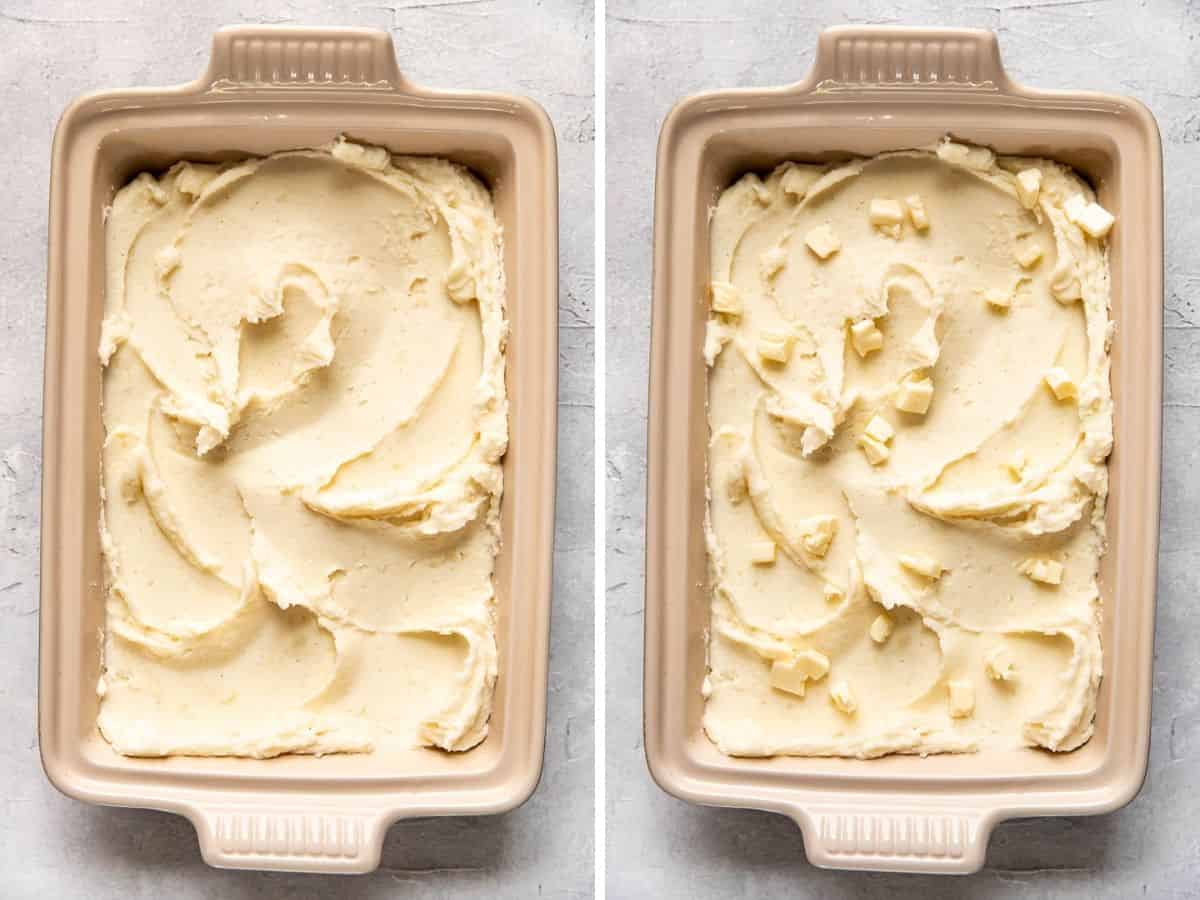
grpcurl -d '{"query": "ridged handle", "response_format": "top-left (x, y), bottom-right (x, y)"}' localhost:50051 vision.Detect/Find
top-left (203, 26), bottom-right (401, 89)
top-left (798, 806), bottom-right (991, 874)
top-left (191, 805), bottom-right (392, 874)
top-left (811, 26), bottom-right (1008, 90)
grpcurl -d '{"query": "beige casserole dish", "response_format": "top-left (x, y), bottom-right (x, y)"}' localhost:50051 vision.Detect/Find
top-left (41, 26), bottom-right (557, 874)
top-left (646, 26), bottom-right (1162, 874)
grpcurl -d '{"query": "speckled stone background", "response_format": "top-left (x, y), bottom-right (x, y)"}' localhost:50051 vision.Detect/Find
top-left (607, 0), bottom-right (1196, 896)
top-left (0, 1), bottom-right (593, 897)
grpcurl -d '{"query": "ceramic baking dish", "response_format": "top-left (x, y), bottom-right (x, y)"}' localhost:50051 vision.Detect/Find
top-left (646, 25), bottom-right (1162, 875)
top-left (41, 26), bottom-right (557, 874)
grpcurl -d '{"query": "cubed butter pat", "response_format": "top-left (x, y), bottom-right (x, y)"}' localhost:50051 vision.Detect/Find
top-left (761, 246), bottom-right (787, 279)
top-left (985, 647), bottom-right (1017, 682)
top-left (769, 650), bottom-right (830, 696)
top-left (1044, 367), bottom-right (1078, 400)
top-left (799, 515), bottom-right (838, 558)
top-left (1078, 203), bottom-right (1115, 239)
top-left (850, 319), bottom-right (884, 357)
top-left (1015, 168), bottom-right (1042, 209)
top-left (869, 197), bottom-right (905, 230)
top-left (1063, 194), bottom-right (1088, 223)
top-left (804, 224), bottom-right (842, 260)
top-left (948, 679), bottom-right (975, 718)
top-left (175, 164), bottom-right (217, 199)
top-left (757, 330), bottom-right (793, 364)
top-left (894, 376), bottom-right (934, 414)
top-left (899, 553), bottom-right (945, 580)
top-left (829, 680), bottom-right (857, 715)
top-left (984, 287), bottom-right (1011, 310)
top-left (858, 434), bottom-right (890, 466)
top-left (781, 165), bottom-right (814, 200)
top-left (749, 540), bottom-right (777, 565)
top-left (1015, 241), bottom-right (1043, 270)
top-left (1018, 557), bottom-right (1064, 586)
top-left (905, 194), bottom-right (930, 231)
top-left (710, 281), bottom-right (742, 316)
top-left (937, 141), bottom-right (994, 171)
top-left (864, 415), bottom-right (894, 444)
top-left (1065, 194), bottom-right (1115, 239)
top-left (869, 613), bottom-right (893, 644)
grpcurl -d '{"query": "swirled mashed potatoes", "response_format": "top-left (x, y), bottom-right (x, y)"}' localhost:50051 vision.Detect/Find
top-left (97, 139), bottom-right (506, 758)
top-left (704, 142), bottom-right (1114, 758)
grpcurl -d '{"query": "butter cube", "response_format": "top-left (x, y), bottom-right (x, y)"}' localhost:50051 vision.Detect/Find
top-left (985, 647), bottom-right (1017, 682)
top-left (781, 165), bottom-right (814, 200)
top-left (937, 141), bottom-right (994, 172)
top-left (1065, 194), bottom-right (1115, 239)
top-left (869, 197), bottom-right (905, 229)
top-left (1078, 204), bottom-right (1115, 239)
top-left (864, 415), bottom-right (894, 444)
top-left (948, 679), bottom-right (975, 718)
top-left (894, 376), bottom-right (934, 415)
top-left (984, 287), bottom-right (1011, 310)
top-left (850, 319), bottom-right (884, 357)
top-left (710, 281), bottom-right (742, 316)
top-left (769, 649), bottom-right (830, 696)
top-left (905, 194), bottom-right (930, 231)
top-left (799, 515), bottom-right (838, 558)
top-left (1018, 557), bottom-right (1064, 586)
top-left (1015, 241), bottom-right (1043, 270)
top-left (175, 164), bottom-right (217, 199)
top-left (830, 680), bottom-right (858, 715)
top-left (869, 613), bottom-right (893, 644)
top-left (749, 540), bottom-right (777, 565)
top-left (1063, 194), bottom-right (1088, 223)
top-left (858, 434), bottom-right (890, 466)
top-left (899, 553), bottom-right (945, 580)
top-left (805, 224), bottom-right (842, 260)
top-left (1044, 367), bottom-right (1078, 401)
top-left (1015, 168), bottom-right (1042, 210)
top-left (757, 330), bottom-right (793, 364)
top-left (761, 246), bottom-right (787, 279)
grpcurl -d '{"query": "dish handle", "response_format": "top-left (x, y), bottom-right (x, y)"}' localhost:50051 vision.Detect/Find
top-left (200, 25), bottom-right (404, 90)
top-left (792, 803), bottom-right (995, 874)
top-left (188, 802), bottom-right (395, 874)
top-left (808, 26), bottom-right (1011, 91)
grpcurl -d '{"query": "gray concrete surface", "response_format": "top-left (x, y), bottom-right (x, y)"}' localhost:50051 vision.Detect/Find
top-left (607, 0), bottom-right (1198, 896)
top-left (0, 1), bottom-right (592, 897)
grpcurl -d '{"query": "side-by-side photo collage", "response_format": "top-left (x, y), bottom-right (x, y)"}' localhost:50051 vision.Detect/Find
top-left (1, 1), bottom-right (1191, 897)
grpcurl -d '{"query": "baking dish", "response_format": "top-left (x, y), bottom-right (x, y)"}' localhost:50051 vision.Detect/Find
top-left (645, 25), bottom-right (1161, 875)
top-left (41, 25), bottom-right (557, 874)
